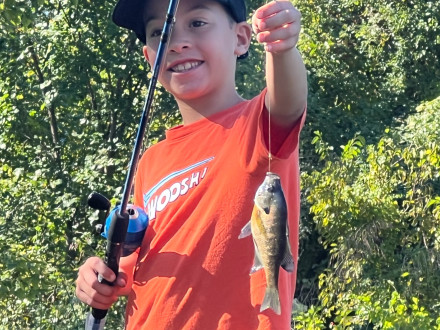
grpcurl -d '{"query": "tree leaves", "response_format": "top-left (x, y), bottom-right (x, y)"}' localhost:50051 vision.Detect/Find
top-left (0, 0), bottom-right (439, 328)
top-left (299, 97), bottom-right (440, 327)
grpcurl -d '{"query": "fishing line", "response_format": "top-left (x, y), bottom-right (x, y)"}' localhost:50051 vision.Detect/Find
top-left (268, 81), bottom-right (272, 173)
top-left (265, 0), bottom-right (275, 173)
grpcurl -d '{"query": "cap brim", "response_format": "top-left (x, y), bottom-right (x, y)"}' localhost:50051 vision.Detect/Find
top-left (112, 0), bottom-right (246, 45)
top-left (112, 0), bottom-right (147, 43)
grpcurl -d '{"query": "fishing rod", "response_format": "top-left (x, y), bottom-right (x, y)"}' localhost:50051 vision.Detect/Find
top-left (84, 0), bottom-right (180, 329)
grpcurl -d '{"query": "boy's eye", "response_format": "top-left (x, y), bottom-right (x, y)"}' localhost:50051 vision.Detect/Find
top-left (190, 20), bottom-right (206, 28)
top-left (150, 29), bottom-right (162, 38)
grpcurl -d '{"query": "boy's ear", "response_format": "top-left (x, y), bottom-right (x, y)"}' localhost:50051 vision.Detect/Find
top-left (234, 22), bottom-right (252, 57)
top-left (143, 46), bottom-right (151, 63)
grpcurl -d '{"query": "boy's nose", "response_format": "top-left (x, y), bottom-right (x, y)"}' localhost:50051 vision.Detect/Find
top-left (168, 29), bottom-right (191, 53)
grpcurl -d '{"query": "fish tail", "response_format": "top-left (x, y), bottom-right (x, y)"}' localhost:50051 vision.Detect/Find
top-left (260, 287), bottom-right (281, 315)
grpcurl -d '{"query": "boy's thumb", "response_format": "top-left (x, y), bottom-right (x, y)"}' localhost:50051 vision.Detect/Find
top-left (116, 272), bottom-right (128, 287)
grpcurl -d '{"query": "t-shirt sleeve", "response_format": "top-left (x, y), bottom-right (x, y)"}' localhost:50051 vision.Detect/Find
top-left (236, 89), bottom-right (306, 170)
top-left (261, 101), bottom-right (307, 160)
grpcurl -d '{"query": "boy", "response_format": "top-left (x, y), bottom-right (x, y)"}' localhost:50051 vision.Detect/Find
top-left (76, 0), bottom-right (307, 329)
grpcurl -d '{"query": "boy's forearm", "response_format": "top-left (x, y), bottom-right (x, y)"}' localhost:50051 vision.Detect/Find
top-left (265, 47), bottom-right (307, 126)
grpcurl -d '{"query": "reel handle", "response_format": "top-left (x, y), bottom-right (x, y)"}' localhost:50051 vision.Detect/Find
top-left (92, 209), bottom-right (129, 320)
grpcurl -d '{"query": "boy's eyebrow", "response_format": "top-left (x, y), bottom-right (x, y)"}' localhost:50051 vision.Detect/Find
top-left (145, 4), bottom-right (212, 27)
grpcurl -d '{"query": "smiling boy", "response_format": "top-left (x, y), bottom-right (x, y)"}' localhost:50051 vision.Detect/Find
top-left (76, 0), bottom-right (307, 329)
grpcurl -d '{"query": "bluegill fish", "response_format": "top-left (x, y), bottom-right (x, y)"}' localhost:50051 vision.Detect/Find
top-left (239, 172), bottom-right (294, 315)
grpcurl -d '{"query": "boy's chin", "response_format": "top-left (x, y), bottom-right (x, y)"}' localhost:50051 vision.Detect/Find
top-left (168, 83), bottom-right (211, 101)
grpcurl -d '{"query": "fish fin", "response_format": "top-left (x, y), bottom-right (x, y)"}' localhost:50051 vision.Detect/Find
top-left (281, 240), bottom-right (295, 273)
top-left (250, 243), bottom-right (264, 274)
top-left (281, 252), bottom-right (295, 273)
top-left (255, 202), bottom-right (270, 215)
top-left (260, 287), bottom-right (281, 315)
top-left (238, 221), bottom-right (252, 239)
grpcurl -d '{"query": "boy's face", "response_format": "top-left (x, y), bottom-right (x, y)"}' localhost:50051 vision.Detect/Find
top-left (142, 0), bottom-right (251, 103)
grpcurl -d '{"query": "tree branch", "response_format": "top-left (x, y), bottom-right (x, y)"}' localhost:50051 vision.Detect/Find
top-left (28, 42), bottom-right (61, 163)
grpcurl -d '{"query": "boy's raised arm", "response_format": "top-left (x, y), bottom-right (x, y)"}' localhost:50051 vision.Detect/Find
top-left (253, 0), bottom-right (307, 127)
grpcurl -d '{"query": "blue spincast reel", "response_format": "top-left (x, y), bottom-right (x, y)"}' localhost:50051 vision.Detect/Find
top-left (102, 205), bottom-right (149, 256)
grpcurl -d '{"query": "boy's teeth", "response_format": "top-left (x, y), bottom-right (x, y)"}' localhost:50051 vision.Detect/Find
top-left (172, 61), bottom-right (201, 72)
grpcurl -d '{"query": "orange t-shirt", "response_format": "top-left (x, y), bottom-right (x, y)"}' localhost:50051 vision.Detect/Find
top-left (126, 90), bottom-right (305, 329)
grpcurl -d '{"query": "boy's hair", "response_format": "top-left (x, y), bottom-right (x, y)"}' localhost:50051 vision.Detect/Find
top-left (112, 0), bottom-right (248, 59)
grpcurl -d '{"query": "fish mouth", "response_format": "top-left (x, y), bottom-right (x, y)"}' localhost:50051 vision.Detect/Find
top-left (170, 61), bottom-right (203, 73)
top-left (266, 172), bottom-right (280, 179)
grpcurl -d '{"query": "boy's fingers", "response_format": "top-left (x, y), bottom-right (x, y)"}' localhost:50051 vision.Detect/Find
top-left (253, 1), bottom-right (301, 53)
top-left (76, 286), bottom-right (117, 310)
top-left (255, 0), bottom-right (294, 20)
top-left (258, 8), bottom-right (300, 32)
top-left (256, 21), bottom-right (300, 43)
top-left (76, 257), bottom-right (116, 296)
top-left (78, 268), bottom-right (114, 298)
top-left (75, 257), bottom-right (126, 310)
top-left (88, 257), bottom-right (116, 283)
top-left (265, 38), bottom-right (297, 53)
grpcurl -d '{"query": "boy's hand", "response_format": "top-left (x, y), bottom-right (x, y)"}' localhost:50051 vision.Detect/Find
top-left (75, 256), bottom-right (129, 310)
top-left (252, 0), bottom-right (301, 53)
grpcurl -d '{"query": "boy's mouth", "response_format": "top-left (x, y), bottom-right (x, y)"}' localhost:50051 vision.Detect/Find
top-left (170, 61), bottom-right (203, 73)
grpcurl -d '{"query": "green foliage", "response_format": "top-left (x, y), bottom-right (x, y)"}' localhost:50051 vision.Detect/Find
top-left (0, 0), bottom-right (439, 328)
top-left (0, 0), bottom-right (178, 327)
top-left (296, 97), bottom-right (440, 328)
top-left (298, 0), bottom-right (440, 149)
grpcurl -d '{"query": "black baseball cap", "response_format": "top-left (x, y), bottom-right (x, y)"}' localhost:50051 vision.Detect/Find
top-left (112, 0), bottom-right (248, 58)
